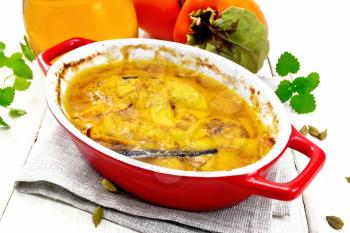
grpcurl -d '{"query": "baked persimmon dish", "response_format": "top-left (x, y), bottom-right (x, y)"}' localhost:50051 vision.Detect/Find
top-left (64, 60), bottom-right (274, 171)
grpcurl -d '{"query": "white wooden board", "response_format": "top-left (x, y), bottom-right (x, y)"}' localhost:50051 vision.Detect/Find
top-left (258, 0), bottom-right (350, 232)
top-left (3, 0), bottom-right (349, 232)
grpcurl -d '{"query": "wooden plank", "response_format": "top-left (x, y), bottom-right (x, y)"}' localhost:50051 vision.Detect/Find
top-left (258, 0), bottom-right (350, 232)
top-left (261, 56), bottom-right (308, 233)
top-left (270, 161), bottom-right (308, 233)
top-left (0, 0), bottom-right (47, 219)
top-left (0, 64), bottom-right (47, 218)
top-left (0, 191), bottom-right (135, 233)
top-left (271, 199), bottom-right (308, 233)
top-left (0, 184), bottom-right (307, 233)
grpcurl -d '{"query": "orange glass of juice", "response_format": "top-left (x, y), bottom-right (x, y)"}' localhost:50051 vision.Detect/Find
top-left (23, 0), bottom-right (138, 54)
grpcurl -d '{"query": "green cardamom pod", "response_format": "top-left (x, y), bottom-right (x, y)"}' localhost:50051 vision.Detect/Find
top-left (346, 177), bottom-right (350, 183)
top-left (92, 206), bottom-right (104, 227)
top-left (317, 130), bottom-right (327, 140)
top-left (101, 178), bottom-right (117, 193)
top-left (299, 125), bottom-right (308, 136)
top-left (326, 216), bottom-right (344, 230)
top-left (308, 125), bottom-right (320, 137)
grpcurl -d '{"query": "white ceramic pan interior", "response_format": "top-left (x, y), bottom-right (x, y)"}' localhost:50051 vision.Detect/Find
top-left (45, 38), bottom-right (291, 177)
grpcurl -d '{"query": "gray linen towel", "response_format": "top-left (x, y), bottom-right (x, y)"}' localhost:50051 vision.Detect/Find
top-left (15, 112), bottom-right (292, 233)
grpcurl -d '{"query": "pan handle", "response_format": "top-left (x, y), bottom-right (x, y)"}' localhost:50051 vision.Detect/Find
top-left (37, 37), bottom-right (95, 75)
top-left (245, 126), bottom-right (326, 201)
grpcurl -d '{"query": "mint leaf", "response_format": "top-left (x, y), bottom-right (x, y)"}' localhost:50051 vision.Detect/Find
top-left (290, 93), bottom-right (316, 114)
top-left (0, 41), bottom-right (5, 51)
top-left (9, 108), bottom-right (27, 117)
top-left (14, 76), bottom-right (31, 91)
top-left (276, 52), bottom-right (300, 77)
top-left (187, 7), bottom-right (269, 73)
top-left (292, 77), bottom-right (309, 93)
top-left (20, 36), bottom-right (36, 62)
top-left (293, 72), bottom-right (320, 94)
top-left (0, 87), bottom-right (15, 107)
top-left (0, 116), bottom-right (9, 128)
top-left (0, 44), bottom-right (5, 67)
top-left (306, 72), bottom-right (320, 91)
top-left (275, 80), bottom-right (293, 103)
top-left (5, 52), bottom-right (33, 79)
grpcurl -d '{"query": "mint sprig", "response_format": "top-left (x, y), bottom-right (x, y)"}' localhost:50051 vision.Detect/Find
top-left (0, 36), bottom-right (35, 128)
top-left (275, 52), bottom-right (320, 114)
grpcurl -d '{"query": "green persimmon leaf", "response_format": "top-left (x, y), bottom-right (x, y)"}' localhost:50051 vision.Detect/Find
top-left (276, 52), bottom-right (300, 77)
top-left (290, 93), bottom-right (316, 114)
top-left (187, 7), bottom-right (269, 73)
top-left (0, 87), bottom-right (15, 107)
top-left (14, 76), bottom-right (31, 91)
top-left (9, 108), bottom-right (27, 117)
